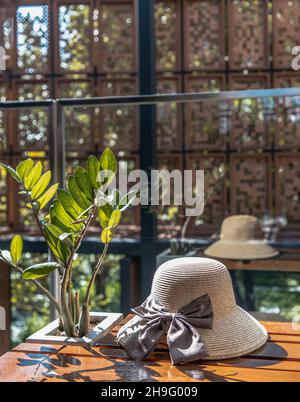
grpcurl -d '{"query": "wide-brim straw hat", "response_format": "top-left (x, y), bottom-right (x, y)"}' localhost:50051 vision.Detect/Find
top-left (117, 257), bottom-right (268, 361)
top-left (204, 215), bottom-right (279, 260)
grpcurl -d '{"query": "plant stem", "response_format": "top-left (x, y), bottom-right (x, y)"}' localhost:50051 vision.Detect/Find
top-left (74, 291), bottom-right (80, 324)
top-left (181, 215), bottom-right (192, 240)
top-left (84, 243), bottom-right (109, 306)
top-left (1, 257), bottom-right (62, 318)
top-left (60, 206), bottom-right (96, 336)
top-left (78, 242), bottom-right (108, 337)
top-left (32, 205), bottom-right (45, 237)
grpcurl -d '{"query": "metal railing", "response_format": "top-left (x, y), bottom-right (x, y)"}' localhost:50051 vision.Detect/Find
top-left (1, 86), bottom-right (300, 315)
top-left (1, 86), bottom-right (300, 204)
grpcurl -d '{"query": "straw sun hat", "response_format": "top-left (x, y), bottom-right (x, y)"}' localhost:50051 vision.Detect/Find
top-left (117, 257), bottom-right (268, 363)
top-left (204, 215), bottom-right (279, 261)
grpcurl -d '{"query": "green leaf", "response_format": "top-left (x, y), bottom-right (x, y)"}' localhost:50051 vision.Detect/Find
top-left (68, 175), bottom-right (91, 210)
top-left (108, 209), bottom-right (121, 228)
top-left (22, 262), bottom-right (62, 280)
top-left (57, 189), bottom-right (83, 221)
top-left (101, 228), bottom-right (113, 244)
top-left (118, 190), bottom-right (138, 212)
top-left (100, 148), bottom-right (117, 173)
top-left (0, 162), bottom-right (21, 184)
top-left (31, 171), bottom-right (51, 200)
top-left (74, 167), bottom-right (94, 202)
top-left (87, 155), bottom-right (100, 189)
top-left (53, 199), bottom-right (82, 232)
top-left (76, 204), bottom-right (94, 221)
top-left (37, 183), bottom-right (59, 210)
top-left (0, 250), bottom-right (12, 264)
top-left (98, 204), bottom-right (113, 229)
top-left (24, 161), bottom-right (42, 190)
top-left (10, 234), bottom-right (23, 265)
top-left (44, 224), bottom-right (69, 264)
top-left (16, 159), bottom-right (34, 180)
top-left (99, 148), bottom-right (117, 186)
top-left (58, 232), bottom-right (74, 248)
top-left (50, 205), bottom-right (72, 234)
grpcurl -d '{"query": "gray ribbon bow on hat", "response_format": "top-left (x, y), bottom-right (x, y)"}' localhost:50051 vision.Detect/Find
top-left (122, 293), bottom-right (213, 365)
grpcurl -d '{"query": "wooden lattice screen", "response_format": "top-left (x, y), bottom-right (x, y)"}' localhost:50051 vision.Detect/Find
top-left (0, 0), bottom-right (299, 235)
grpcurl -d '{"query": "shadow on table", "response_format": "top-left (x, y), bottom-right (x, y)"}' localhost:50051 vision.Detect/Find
top-left (16, 346), bottom-right (161, 382)
top-left (177, 342), bottom-right (288, 383)
top-left (16, 341), bottom-right (288, 382)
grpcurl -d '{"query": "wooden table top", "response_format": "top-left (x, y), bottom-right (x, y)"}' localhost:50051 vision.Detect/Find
top-left (196, 249), bottom-right (300, 273)
top-left (0, 316), bottom-right (300, 382)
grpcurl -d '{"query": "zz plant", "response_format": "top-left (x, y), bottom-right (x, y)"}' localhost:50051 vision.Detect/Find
top-left (0, 148), bottom-right (136, 337)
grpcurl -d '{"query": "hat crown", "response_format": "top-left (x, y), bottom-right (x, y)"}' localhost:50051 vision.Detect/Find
top-left (152, 257), bottom-right (236, 320)
top-left (220, 215), bottom-right (261, 241)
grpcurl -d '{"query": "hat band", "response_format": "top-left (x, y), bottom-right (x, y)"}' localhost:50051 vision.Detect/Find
top-left (121, 293), bottom-right (214, 365)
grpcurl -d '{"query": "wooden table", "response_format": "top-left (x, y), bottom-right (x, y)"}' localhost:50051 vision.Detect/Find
top-left (0, 316), bottom-right (300, 382)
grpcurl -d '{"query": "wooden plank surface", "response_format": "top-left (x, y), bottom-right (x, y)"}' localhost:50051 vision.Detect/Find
top-left (218, 258), bottom-right (300, 273)
top-left (0, 318), bottom-right (300, 382)
top-left (196, 251), bottom-right (300, 273)
top-left (1, 350), bottom-right (300, 382)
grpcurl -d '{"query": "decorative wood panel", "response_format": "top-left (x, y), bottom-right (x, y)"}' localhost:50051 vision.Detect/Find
top-left (275, 154), bottom-right (300, 224)
top-left (228, 0), bottom-right (268, 70)
top-left (275, 95), bottom-right (300, 150)
top-left (185, 75), bottom-right (225, 150)
top-left (230, 154), bottom-right (271, 216)
top-left (186, 154), bottom-right (226, 225)
top-left (230, 98), bottom-right (270, 150)
top-left (273, 75), bottom-right (300, 150)
top-left (0, 1), bottom-right (300, 238)
top-left (57, 79), bottom-right (94, 151)
top-left (156, 76), bottom-right (182, 151)
top-left (0, 4), bottom-right (14, 71)
top-left (273, 0), bottom-right (300, 69)
top-left (274, 73), bottom-right (300, 89)
top-left (157, 154), bottom-right (184, 234)
top-left (98, 1), bottom-right (135, 73)
top-left (56, 1), bottom-right (92, 73)
top-left (14, 81), bottom-right (50, 151)
top-left (99, 78), bottom-right (137, 151)
top-left (0, 82), bottom-right (7, 153)
top-left (229, 74), bottom-right (270, 90)
top-left (16, 3), bottom-right (50, 73)
top-left (155, 0), bottom-right (180, 72)
top-left (184, 0), bottom-right (225, 71)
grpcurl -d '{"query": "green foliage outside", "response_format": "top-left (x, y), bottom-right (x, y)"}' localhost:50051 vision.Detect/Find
top-left (235, 271), bottom-right (300, 321)
top-left (11, 252), bottom-right (122, 346)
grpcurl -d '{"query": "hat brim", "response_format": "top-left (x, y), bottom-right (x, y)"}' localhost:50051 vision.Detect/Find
top-left (117, 306), bottom-right (268, 361)
top-left (204, 240), bottom-right (279, 261)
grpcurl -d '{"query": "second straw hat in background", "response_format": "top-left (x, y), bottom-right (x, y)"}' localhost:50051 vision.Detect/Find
top-left (204, 215), bottom-right (279, 261)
